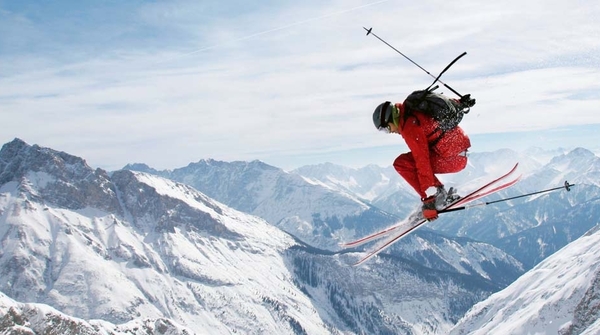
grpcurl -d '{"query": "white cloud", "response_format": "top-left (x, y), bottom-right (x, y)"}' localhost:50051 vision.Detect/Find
top-left (1, 0), bottom-right (599, 170)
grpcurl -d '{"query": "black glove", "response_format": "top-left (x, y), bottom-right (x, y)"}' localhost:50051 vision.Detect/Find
top-left (460, 94), bottom-right (476, 108)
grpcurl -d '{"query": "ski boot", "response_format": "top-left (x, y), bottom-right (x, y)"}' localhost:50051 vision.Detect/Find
top-left (446, 187), bottom-right (461, 205)
top-left (434, 186), bottom-right (461, 210)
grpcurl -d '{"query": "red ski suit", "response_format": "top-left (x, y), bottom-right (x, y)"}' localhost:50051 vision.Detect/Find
top-left (393, 103), bottom-right (471, 199)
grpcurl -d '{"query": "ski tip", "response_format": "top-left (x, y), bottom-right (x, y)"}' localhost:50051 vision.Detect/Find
top-left (352, 259), bottom-right (366, 267)
top-left (363, 27), bottom-right (372, 36)
top-left (349, 253), bottom-right (368, 266)
top-left (352, 252), bottom-right (378, 266)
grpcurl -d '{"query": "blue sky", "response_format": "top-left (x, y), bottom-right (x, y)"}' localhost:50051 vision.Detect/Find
top-left (1, 0), bottom-right (599, 171)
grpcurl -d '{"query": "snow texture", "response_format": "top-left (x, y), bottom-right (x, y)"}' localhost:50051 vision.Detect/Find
top-left (2, 138), bottom-right (599, 335)
top-left (450, 226), bottom-right (600, 335)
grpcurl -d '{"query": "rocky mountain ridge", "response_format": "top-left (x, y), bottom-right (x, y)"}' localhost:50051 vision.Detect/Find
top-left (0, 138), bottom-right (520, 334)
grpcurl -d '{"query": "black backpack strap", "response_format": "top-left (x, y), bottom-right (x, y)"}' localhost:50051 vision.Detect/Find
top-left (400, 104), bottom-right (418, 128)
top-left (427, 127), bottom-right (446, 148)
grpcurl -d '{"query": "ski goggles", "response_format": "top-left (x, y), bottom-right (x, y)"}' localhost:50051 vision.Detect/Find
top-left (377, 103), bottom-right (398, 133)
top-left (377, 101), bottom-right (392, 131)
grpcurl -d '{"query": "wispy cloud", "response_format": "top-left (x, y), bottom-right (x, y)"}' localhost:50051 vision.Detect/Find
top-left (1, 0), bottom-right (599, 170)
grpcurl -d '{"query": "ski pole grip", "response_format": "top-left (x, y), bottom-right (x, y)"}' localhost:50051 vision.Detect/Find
top-left (564, 180), bottom-right (574, 191)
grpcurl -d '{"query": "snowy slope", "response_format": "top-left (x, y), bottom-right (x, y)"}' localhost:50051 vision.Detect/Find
top-left (1, 138), bottom-right (520, 334)
top-left (291, 162), bottom-right (418, 218)
top-left (292, 163), bottom-right (412, 201)
top-left (428, 148), bottom-right (600, 269)
top-left (390, 230), bottom-right (523, 287)
top-left (0, 170), bottom-right (329, 334)
top-left (124, 157), bottom-right (526, 288)
top-left (289, 246), bottom-right (508, 335)
top-left (291, 148), bottom-right (600, 273)
top-left (124, 160), bottom-right (397, 251)
top-left (450, 225), bottom-right (600, 335)
top-left (0, 139), bottom-right (326, 334)
top-left (0, 292), bottom-right (193, 335)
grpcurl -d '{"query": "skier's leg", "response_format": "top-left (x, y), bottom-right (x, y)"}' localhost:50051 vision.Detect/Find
top-left (394, 152), bottom-right (444, 197)
top-left (393, 153), bottom-right (422, 195)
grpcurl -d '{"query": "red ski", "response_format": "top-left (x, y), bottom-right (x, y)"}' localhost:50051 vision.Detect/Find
top-left (348, 163), bottom-right (521, 266)
top-left (341, 163), bottom-right (520, 249)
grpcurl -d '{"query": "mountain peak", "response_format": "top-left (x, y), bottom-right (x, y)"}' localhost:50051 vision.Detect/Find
top-left (1, 137), bottom-right (29, 152)
top-left (0, 139), bottom-right (119, 212)
top-left (568, 147), bottom-right (595, 158)
top-left (184, 158), bottom-right (279, 172)
top-left (0, 138), bottom-right (31, 167)
top-left (547, 147), bottom-right (598, 168)
top-left (122, 163), bottom-right (163, 175)
top-left (0, 139), bottom-right (91, 185)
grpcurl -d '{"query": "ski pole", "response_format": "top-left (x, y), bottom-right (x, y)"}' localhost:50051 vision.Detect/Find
top-left (441, 181), bottom-right (576, 213)
top-left (364, 27), bottom-right (465, 98)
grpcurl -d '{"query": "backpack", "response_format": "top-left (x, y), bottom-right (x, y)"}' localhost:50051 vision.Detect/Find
top-left (403, 89), bottom-right (467, 131)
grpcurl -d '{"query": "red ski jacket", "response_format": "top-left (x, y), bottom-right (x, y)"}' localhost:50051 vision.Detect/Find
top-left (395, 102), bottom-right (471, 196)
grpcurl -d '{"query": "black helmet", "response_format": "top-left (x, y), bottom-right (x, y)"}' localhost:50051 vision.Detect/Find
top-left (373, 101), bottom-right (393, 130)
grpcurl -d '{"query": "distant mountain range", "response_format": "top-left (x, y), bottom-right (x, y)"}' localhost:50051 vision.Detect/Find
top-left (1, 138), bottom-right (526, 334)
top-left (2, 138), bottom-right (598, 334)
top-left (125, 146), bottom-right (600, 273)
top-left (123, 159), bottom-right (398, 251)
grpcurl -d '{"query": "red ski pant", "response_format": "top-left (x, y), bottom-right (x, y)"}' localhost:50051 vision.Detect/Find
top-left (393, 151), bottom-right (467, 198)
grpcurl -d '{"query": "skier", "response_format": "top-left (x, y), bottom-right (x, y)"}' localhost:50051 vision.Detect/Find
top-left (372, 94), bottom-right (475, 221)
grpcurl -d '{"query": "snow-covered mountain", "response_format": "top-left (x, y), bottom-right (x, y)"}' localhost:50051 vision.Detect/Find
top-left (291, 163), bottom-right (418, 215)
top-left (292, 148), bottom-right (554, 219)
top-left (449, 224), bottom-right (600, 335)
top-left (124, 159), bottom-right (399, 250)
top-left (388, 230), bottom-right (523, 287)
top-left (0, 139), bottom-right (323, 334)
top-left (291, 163), bottom-right (400, 201)
top-left (123, 157), bottom-right (525, 286)
top-left (427, 148), bottom-right (600, 269)
top-left (0, 292), bottom-right (194, 335)
top-left (0, 138), bottom-right (522, 334)
top-left (294, 148), bottom-right (600, 271)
